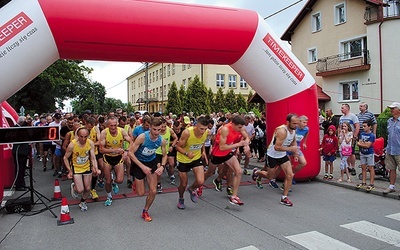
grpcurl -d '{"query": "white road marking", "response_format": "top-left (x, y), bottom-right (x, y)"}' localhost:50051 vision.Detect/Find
top-left (286, 231), bottom-right (359, 250)
top-left (386, 213), bottom-right (400, 222)
top-left (235, 246), bottom-right (260, 250)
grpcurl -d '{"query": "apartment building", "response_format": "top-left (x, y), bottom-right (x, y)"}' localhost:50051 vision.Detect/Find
top-left (126, 63), bottom-right (253, 113)
top-left (281, 0), bottom-right (400, 114)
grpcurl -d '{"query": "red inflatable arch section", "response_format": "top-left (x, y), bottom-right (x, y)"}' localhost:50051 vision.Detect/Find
top-left (0, 0), bottom-right (320, 199)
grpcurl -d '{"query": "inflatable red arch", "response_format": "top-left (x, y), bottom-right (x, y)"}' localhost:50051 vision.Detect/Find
top-left (0, 0), bottom-right (320, 199)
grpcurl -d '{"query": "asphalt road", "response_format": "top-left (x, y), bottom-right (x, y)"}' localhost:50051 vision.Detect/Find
top-left (1, 158), bottom-right (400, 250)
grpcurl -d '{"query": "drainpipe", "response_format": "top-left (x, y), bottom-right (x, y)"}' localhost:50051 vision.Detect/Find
top-left (378, 2), bottom-right (384, 112)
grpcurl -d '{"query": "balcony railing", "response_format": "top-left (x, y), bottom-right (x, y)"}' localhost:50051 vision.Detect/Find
top-left (364, 2), bottom-right (400, 22)
top-left (316, 50), bottom-right (370, 74)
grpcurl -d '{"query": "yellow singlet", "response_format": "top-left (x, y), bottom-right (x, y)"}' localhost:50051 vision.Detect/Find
top-left (90, 127), bottom-right (98, 155)
top-left (156, 127), bottom-right (170, 155)
top-left (105, 127), bottom-right (124, 156)
top-left (71, 139), bottom-right (91, 174)
top-left (177, 127), bottom-right (208, 163)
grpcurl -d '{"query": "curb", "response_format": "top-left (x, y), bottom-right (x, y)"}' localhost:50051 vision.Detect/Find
top-left (314, 176), bottom-right (400, 200)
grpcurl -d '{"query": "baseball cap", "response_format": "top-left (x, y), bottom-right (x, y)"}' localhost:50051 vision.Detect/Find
top-left (34, 113), bottom-right (39, 117)
top-left (388, 102), bottom-right (400, 109)
top-left (183, 116), bottom-right (190, 124)
top-left (54, 113), bottom-right (62, 119)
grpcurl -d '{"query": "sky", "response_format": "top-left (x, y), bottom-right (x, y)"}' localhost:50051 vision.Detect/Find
top-left (81, 0), bottom-right (307, 104)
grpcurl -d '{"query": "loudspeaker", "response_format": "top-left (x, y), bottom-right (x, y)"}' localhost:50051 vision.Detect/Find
top-left (5, 197), bottom-right (32, 214)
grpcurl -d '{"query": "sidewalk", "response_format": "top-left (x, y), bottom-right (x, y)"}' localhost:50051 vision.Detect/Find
top-left (247, 155), bottom-right (400, 200)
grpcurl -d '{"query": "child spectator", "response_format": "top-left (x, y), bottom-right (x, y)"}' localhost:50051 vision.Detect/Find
top-left (320, 125), bottom-right (338, 180)
top-left (338, 122), bottom-right (353, 183)
top-left (356, 120), bottom-right (376, 191)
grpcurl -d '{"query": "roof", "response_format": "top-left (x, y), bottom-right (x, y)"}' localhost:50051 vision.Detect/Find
top-left (317, 85), bottom-right (331, 101)
top-left (248, 87), bottom-right (331, 103)
top-left (281, 0), bottom-right (384, 41)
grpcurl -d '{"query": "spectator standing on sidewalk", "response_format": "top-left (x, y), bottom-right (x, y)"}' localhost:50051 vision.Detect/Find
top-left (357, 120), bottom-right (376, 191)
top-left (339, 104), bottom-right (359, 176)
top-left (357, 102), bottom-right (377, 136)
top-left (322, 108), bottom-right (339, 134)
top-left (338, 122), bottom-right (353, 183)
top-left (320, 125), bottom-right (338, 180)
top-left (383, 102), bottom-right (400, 195)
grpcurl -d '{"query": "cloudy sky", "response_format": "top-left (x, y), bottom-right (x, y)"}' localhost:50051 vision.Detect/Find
top-left (82, 0), bottom-right (306, 103)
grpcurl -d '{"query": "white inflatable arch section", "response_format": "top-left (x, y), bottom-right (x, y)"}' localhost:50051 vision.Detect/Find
top-left (0, 0), bottom-right (320, 181)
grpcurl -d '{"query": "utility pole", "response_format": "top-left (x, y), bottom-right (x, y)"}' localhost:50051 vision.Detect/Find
top-left (144, 62), bottom-right (149, 111)
top-left (161, 63), bottom-right (164, 113)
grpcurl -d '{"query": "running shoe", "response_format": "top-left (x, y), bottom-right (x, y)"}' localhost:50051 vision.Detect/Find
top-left (187, 188), bottom-right (198, 203)
top-left (243, 169), bottom-right (251, 175)
top-left (280, 197), bottom-right (293, 206)
top-left (42, 166), bottom-right (47, 172)
top-left (97, 179), bottom-right (105, 189)
top-left (323, 174), bottom-right (329, 180)
top-left (356, 183), bottom-right (366, 189)
top-left (252, 168), bottom-right (259, 181)
top-left (292, 179), bottom-right (297, 185)
top-left (112, 182), bottom-right (119, 194)
top-left (350, 168), bottom-right (357, 176)
top-left (70, 182), bottom-right (79, 199)
top-left (127, 179), bottom-right (133, 188)
top-left (213, 178), bottom-right (222, 192)
top-left (226, 186), bottom-right (233, 197)
top-left (177, 198), bottom-right (185, 209)
top-left (328, 174), bottom-right (333, 180)
top-left (79, 201), bottom-right (88, 211)
top-left (196, 186), bottom-right (203, 197)
top-left (142, 211), bottom-right (152, 222)
top-left (52, 170), bottom-right (58, 177)
top-left (383, 187), bottom-right (395, 194)
top-left (157, 183), bottom-right (163, 193)
top-left (57, 171), bottom-right (62, 178)
top-left (256, 179), bottom-right (263, 189)
top-left (169, 176), bottom-right (175, 185)
top-left (104, 197), bottom-right (112, 206)
top-left (366, 184), bottom-right (375, 192)
top-left (90, 189), bottom-right (99, 200)
top-left (229, 196), bottom-right (244, 206)
top-left (269, 180), bottom-right (279, 189)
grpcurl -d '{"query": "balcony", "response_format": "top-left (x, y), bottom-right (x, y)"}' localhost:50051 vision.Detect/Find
top-left (316, 50), bottom-right (370, 77)
top-left (364, 2), bottom-right (400, 23)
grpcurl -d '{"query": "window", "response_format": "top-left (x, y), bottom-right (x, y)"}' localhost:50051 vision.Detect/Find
top-left (163, 66), bottom-right (166, 78)
top-left (228, 75), bottom-right (237, 88)
top-left (164, 85), bottom-right (166, 97)
top-left (308, 48), bottom-right (317, 63)
top-left (340, 80), bottom-right (359, 101)
top-left (182, 79), bottom-right (187, 89)
top-left (156, 70), bottom-right (158, 81)
top-left (153, 72), bottom-right (155, 82)
top-left (216, 74), bottom-right (225, 88)
top-left (168, 64), bottom-right (171, 76)
top-left (334, 2), bottom-right (346, 25)
top-left (341, 36), bottom-right (366, 60)
top-left (312, 12), bottom-right (322, 32)
top-left (240, 77), bottom-right (247, 88)
top-left (133, 80), bottom-right (136, 89)
top-left (188, 77), bottom-right (191, 83)
top-left (182, 64), bottom-right (186, 71)
top-left (188, 64), bottom-right (191, 69)
top-left (172, 64), bottom-right (175, 75)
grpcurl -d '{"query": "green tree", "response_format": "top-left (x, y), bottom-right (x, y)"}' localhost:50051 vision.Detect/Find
top-left (236, 93), bottom-right (247, 113)
top-left (7, 60), bottom-right (93, 114)
top-left (70, 81), bottom-right (106, 114)
top-left (247, 90), bottom-right (256, 111)
top-left (224, 89), bottom-right (237, 113)
top-left (179, 84), bottom-right (187, 113)
top-left (166, 81), bottom-right (182, 115)
top-left (207, 88), bottom-right (215, 111)
top-left (214, 88), bottom-right (225, 112)
top-left (185, 75), bottom-right (210, 116)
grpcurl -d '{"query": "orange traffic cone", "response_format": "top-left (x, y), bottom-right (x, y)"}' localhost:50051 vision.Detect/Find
top-left (57, 197), bottom-right (74, 226)
top-left (52, 179), bottom-right (62, 201)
